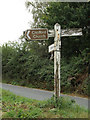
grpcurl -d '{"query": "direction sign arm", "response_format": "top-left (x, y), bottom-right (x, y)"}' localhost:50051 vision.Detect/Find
top-left (48, 28), bottom-right (82, 38)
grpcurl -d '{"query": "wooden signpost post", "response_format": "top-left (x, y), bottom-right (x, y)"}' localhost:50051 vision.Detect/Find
top-left (54, 23), bottom-right (61, 98)
top-left (24, 23), bottom-right (82, 99)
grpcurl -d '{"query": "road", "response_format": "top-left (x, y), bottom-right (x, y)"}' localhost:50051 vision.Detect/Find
top-left (0, 83), bottom-right (89, 109)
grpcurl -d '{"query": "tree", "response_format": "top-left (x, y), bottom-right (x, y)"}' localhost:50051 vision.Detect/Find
top-left (25, 1), bottom-right (49, 28)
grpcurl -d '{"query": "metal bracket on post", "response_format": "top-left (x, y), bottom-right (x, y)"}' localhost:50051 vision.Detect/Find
top-left (54, 23), bottom-right (61, 99)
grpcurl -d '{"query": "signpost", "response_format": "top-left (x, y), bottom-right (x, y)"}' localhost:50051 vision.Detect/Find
top-left (24, 24), bottom-right (82, 99)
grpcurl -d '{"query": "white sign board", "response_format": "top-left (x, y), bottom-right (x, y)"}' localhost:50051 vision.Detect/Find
top-left (61, 28), bottom-right (82, 37)
top-left (49, 44), bottom-right (54, 53)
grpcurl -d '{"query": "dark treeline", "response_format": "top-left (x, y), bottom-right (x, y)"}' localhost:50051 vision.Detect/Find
top-left (2, 2), bottom-right (90, 95)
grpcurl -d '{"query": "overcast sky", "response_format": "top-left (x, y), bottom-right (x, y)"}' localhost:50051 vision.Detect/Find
top-left (0, 0), bottom-right (33, 45)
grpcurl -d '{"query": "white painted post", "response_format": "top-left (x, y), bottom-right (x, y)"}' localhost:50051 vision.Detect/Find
top-left (54, 23), bottom-right (61, 98)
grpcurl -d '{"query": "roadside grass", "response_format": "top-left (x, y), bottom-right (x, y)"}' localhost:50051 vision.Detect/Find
top-left (1, 88), bottom-right (89, 118)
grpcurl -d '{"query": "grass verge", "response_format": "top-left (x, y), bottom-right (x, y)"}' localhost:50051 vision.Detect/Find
top-left (1, 88), bottom-right (89, 118)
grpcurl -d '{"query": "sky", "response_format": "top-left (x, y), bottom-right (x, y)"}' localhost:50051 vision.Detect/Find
top-left (0, 0), bottom-right (33, 45)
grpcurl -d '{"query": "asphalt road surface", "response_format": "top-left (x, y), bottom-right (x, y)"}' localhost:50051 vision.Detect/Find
top-left (0, 83), bottom-right (89, 109)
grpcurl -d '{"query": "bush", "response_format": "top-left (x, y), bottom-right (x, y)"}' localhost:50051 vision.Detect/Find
top-left (2, 41), bottom-right (89, 95)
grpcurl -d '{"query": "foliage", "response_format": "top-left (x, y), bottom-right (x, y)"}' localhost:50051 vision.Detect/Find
top-left (61, 50), bottom-right (89, 94)
top-left (25, 1), bottom-right (49, 28)
top-left (2, 89), bottom-right (88, 118)
top-left (2, 41), bottom-right (53, 89)
top-left (2, 40), bottom-right (89, 94)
